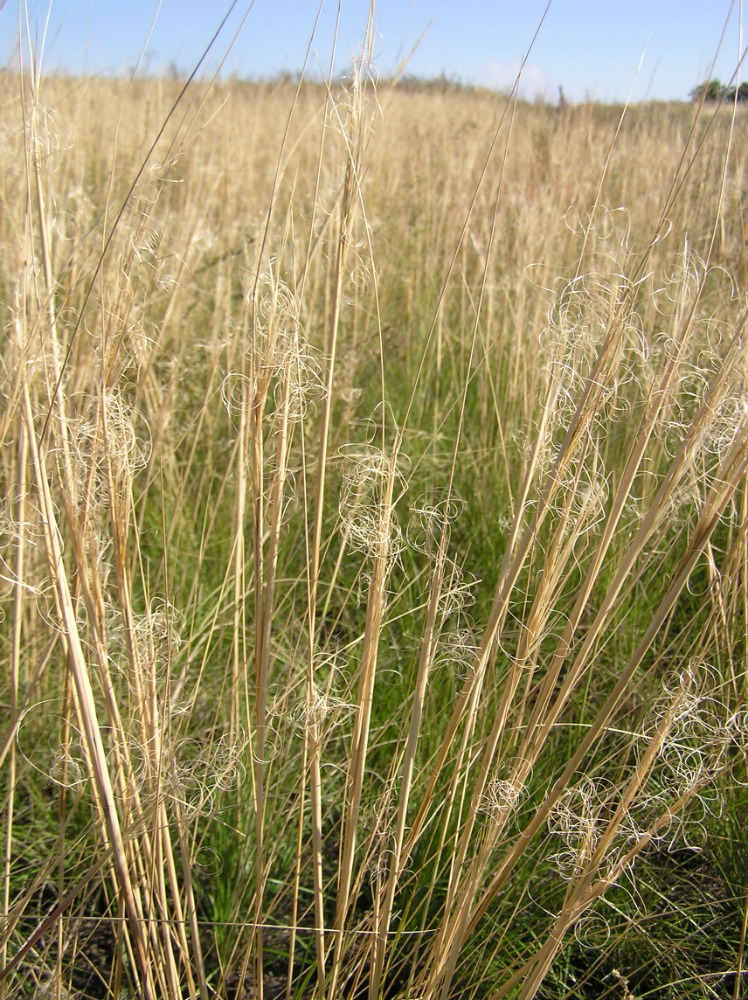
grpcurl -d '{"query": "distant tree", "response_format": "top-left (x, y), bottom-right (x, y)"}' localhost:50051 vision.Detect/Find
top-left (689, 78), bottom-right (725, 102)
top-left (724, 81), bottom-right (748, 103)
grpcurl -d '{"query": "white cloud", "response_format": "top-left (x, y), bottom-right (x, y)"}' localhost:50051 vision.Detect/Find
top-left (480, 59), bottom-right (549, 101)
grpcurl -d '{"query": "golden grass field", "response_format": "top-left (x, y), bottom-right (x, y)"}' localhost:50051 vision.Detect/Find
top-left (2, 26), bottom-right (748, 1000)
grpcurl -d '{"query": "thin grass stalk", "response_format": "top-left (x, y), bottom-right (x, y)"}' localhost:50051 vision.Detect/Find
top-left (440, 496), bottom-right (748, 1000)
top-left (303, 697), bottom-right (326, 999)
top-left (399, 392), bottom-right (553, 879)
top-left (389, 122), bottom-right (518, 995)
top-left (249, 329), bottom-right (268, 1000)
top-left (22, 80), bottom-right (94, 990)
top-left (517, 333), bottom-right (690, 756)
top-left (286, 736), bottom-right (309, 1000)
top-left (293, 72), bottom-right (356, 1000)
top-left (422, 276), bottom-right (748, 1000)
top-left (56, 494), bottom-right (187, 996)
top-left (22, 385), bottom-right (155, 1000)
top-left (308, 87), bottom-right (362, 1000)
top-left (515, 347), bottom-right (698, 766)
top-left (56, 670), bottom-right (73, 997)
top-left (328, 84), bottom-right (396, 960)
top-left (99, 392), bottom-right (189, 998)
top-left (124, 578), bottom-right (179, 998)
top-left (228, 369), bottom-right (263, 994)
top-left (395, 4), bottom-right (551, 451)
top-left (447, 452), bottom-right (589, 875)
top-left (520, 316), bottom-right (748, 763)
top-left (511, 711), bottom-right (740, 1000)
top-left (468, 427), bottom-right (748, 946)
top-left (173, 801), bottom-right (210, 1000)
top-left (1, 424), bottom-right (27, 1000)
top-left (737, 884), bottom-right (748, 1000)
top-left (232, 382), bottom-right (249, 743)
top-left (277, 21), bottom-right (345, 998)
top-left (430, 477), bottom-right (605, 996)
top-left (369, 528), bottom-right (450, 1000)
top-left (0, 851), bottom-right (111, 986)
top-left (154, 797), bottom-right (201, 999)
top-left (151, 818), bottom-right (183, 1000)
top-left (445, 254), bottom-right (707, 849)
top-left (330, 477), bottom-right (396, 996)
top-left (58, 410), bottom-right (168, 999)
top-left (250, 266), bottom-right (298, 1000)
top-left (30, 4), bottom-right (244, 450)
top-left (23, 69), bottom-right (76, 513)
top-left (399, 323), bottom-right (583, 866)
top-left (308, 152), bottom-right (352, 616)
top-left (0, 637), bottom-right (56, 774)
top-left (737, 483), bottom-right (748, 1000)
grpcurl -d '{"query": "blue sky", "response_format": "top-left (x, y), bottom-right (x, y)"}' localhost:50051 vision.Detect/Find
top-left (1, 1), bottom-right (744, 103)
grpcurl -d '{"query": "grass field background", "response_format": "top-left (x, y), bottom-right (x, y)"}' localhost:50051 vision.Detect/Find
top-left (2, 18), bottom-right (748, 1000)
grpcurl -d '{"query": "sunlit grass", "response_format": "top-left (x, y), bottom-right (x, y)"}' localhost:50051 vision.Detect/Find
top-left (1, 13), bottom-right (748, 1000)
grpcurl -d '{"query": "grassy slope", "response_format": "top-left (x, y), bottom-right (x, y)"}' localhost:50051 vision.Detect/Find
top-left (1, 62), bottom-right (747, 1000)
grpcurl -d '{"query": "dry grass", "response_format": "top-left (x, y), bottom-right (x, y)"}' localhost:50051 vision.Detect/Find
top-left (1, 15), bottom-right (748, 1000)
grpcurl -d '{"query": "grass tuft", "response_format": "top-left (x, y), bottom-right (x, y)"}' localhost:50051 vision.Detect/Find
top-left (2, 8), bottom-right (748, 1000)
